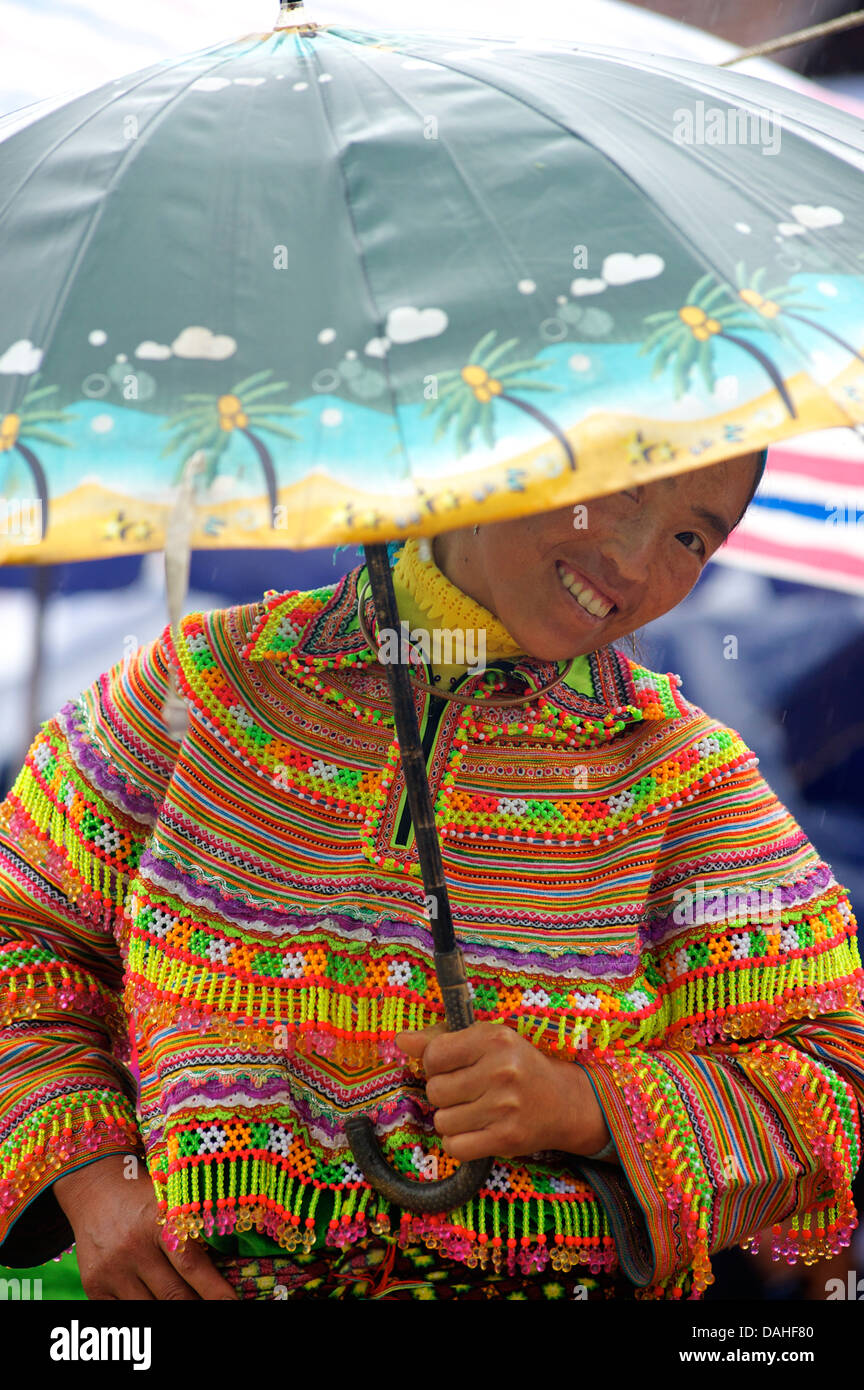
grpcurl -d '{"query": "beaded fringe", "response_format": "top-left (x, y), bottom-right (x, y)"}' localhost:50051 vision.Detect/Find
top-left (605, 1048), bottom-right (715, 1299)
top-left (605, 1038), bottom-right (861, 1301)
top-left (152, 1156), bottom-right (618, 1279)
top-left (1, 785), bottom-right (125, 936)
top-left (0, 961), bottom-right (109, 1025)
top-left (0, 1094), bottom-right (140, 1216)
top-left (125, 973), bottom-right (608, 1064)
top-left (746, 1043), bottom-right (859, 1267)
top-left (121, 951), bottom-right (864, 1074)
top-left (126, 978), bottom-right (436, 1063)
top-left (659, 945), bottom-right (864, 1048)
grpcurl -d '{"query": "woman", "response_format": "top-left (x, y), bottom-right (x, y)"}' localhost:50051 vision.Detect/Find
top-left (1, 447), bottom-right (862, 1301)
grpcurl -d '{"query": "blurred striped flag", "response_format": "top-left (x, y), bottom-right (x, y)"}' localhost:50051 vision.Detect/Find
top-left (716, 429), bottom-right (864, 594)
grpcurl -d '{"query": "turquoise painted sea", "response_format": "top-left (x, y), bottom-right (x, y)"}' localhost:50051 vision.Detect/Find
top-left (4, 272), bottom-right (862, 504)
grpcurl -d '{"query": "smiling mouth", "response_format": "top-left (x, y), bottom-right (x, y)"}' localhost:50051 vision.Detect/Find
top-left (556, 560), bottom-right (618, 621)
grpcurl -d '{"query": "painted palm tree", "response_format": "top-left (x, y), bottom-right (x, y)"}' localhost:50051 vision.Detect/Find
top-left (734, 262), bottom-right (864, 365)
top-left (161, 370), bottom-right (305, 526)
top-left (640, 272), bottom-right (797, 418)
top-left (420, 330), bottom-right (576, 470)
top-left (0, 380), bottom-right (72, 540)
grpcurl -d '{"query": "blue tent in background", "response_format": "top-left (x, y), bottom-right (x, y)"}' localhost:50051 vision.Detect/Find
top-left (188, 546), bottom-right (361, 603)
top-left (0, 545), bottom-right (362, 602)
top-left (639, 566), bottom-right (864, 921)
top-left (0, 555), bottom-right (143, 593)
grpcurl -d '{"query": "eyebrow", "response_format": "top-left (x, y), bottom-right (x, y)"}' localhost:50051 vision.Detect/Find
top-left (690, 504), bottom-right (732, 542)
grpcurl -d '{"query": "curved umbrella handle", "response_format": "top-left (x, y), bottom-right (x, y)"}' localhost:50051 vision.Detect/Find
top-left (347, 548), bottom-right (494, 1215)
top-left (346, 947), bottom-right (492, 1213)
top-left (345, 1115), bottom-right (492, 1213)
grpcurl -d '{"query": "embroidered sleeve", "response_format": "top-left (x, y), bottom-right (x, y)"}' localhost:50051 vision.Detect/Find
top-left (0, 633), bottom-right (180, 1264)
top-left (581, 738), bottom-right (864, 1298)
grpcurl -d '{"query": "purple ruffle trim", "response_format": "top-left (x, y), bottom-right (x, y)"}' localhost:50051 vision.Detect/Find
top-left (640, 863), bottom-right (835, 944)
top-left (141, 849), bottom-right (639, 978)
top-left (60, 700), bottom-right (161, 820)
top-left (149, 1075), bottom-right (429, 1145)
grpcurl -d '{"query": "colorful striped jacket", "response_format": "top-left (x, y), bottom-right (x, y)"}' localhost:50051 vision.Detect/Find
top-left (1, 561), bottom-right (863, 1298)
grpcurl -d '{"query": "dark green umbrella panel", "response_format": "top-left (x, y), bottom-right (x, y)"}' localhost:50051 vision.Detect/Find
top-left (1, 18), bottom-right (863, 559)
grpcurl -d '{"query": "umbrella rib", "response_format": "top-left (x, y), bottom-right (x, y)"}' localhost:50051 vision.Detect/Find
top-left (613, 47), bottom-right (864, 192)
top-left (359, 45), bottom-right (770, 320)
top-left (573, 42), bottom-right (864, 162)
top-left (0, 37), bottom-right (252, 227)
top-left (324, 40), bottom-right (542, 326)
top-left (299, 34), bottom-right (416, 490)
top-left (0, 37), bottom-right (263, 396)
top-left (394, 34), bottom-right (864, 282)
top-left (419, 51), bottom-right (858, 397)
top-left (507, 38), bottom-right (864, 162)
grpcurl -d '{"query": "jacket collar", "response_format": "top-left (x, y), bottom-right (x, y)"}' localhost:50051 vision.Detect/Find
top-left (243, 565), bottom-right (688, 728)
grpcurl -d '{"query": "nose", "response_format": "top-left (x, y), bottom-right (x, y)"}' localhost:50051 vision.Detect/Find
top-left (601, 510), bottom-right (656, 585)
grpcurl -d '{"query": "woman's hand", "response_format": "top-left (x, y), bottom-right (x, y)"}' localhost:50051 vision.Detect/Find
top-left (54, 1153), bottom-right (239, 1300)
top-left (395, 1022), bottom-right (614, 1162)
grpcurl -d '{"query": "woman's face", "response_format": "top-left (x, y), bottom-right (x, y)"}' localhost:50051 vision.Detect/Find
top-left (432, 452), bottom-right (762, 661)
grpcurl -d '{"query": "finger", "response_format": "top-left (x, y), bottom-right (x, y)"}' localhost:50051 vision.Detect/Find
top-left (422, 1023), bottom-right (497, 1077)
top-left (438, 1127), bottom-right (501, 1163)
top-left (84, 1272), bottom-right (155, 1302)
top-left (162, 1236), bottom-right (240, 1301)
top-left (139, 1251), bottom-right (202, 1301)
top-left (395, 1024), bottom-right (445, 1059)
top-left (433, 1099), bottom-right (495, 1140)
top-left (120, 1276), bottom-right (157, 1302)
top-left (425, 1062), bottom-right (485, 1110)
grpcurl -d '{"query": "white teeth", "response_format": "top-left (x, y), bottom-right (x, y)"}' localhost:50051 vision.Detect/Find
top-left (558, 564), bottom-right (614, 618)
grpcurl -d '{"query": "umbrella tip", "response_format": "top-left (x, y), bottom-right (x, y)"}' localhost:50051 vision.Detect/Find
top-left (275, 0), bottom-right (310, 28)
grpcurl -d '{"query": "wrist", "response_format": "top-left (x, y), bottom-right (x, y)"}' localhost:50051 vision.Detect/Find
top-left (549, 1059), bottom-right (611, 1156)
top-left (54, 1153), bottom-right (137, 1217)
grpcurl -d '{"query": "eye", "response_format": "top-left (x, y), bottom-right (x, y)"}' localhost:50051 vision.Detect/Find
top-left (676, 530), bottom-right (706, 558)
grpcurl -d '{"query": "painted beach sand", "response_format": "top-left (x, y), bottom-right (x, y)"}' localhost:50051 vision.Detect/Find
top-left (1, 355), bottom-right (862, 563)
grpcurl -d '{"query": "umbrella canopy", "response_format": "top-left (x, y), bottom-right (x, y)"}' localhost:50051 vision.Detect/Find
top-left (1, 7), bottom-right (864, 562)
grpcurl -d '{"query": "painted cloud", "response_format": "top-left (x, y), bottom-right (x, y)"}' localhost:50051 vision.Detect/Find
top-left (601, 252), bottom-right (665, 285)
top-left (0, 338), bottom-right (43, 374)
top-left (136, 340), bottom-right (173, 360)
top-left (569, 278), bottom-right (606, 297)
top-left (171, 326), bottom-right (237, 360)
top-left (789, 204), bottom-right (843, 229)
top-left (385, 306), bottom-right (448, 344)
top-left (570, 252), bottom-right (665, 299)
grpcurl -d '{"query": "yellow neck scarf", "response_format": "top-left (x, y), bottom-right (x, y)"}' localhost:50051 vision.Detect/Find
top-left (389, 538), bottom-right (595, 696)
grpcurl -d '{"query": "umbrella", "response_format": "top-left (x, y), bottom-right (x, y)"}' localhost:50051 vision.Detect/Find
top-left (2, 8), bottom-right (864, 558)
top-left (3, 0), bottom-right (864, 1213)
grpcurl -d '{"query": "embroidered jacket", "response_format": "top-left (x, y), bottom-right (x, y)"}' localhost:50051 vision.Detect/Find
top-left (1, 563), bottom-right (862, 1298)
